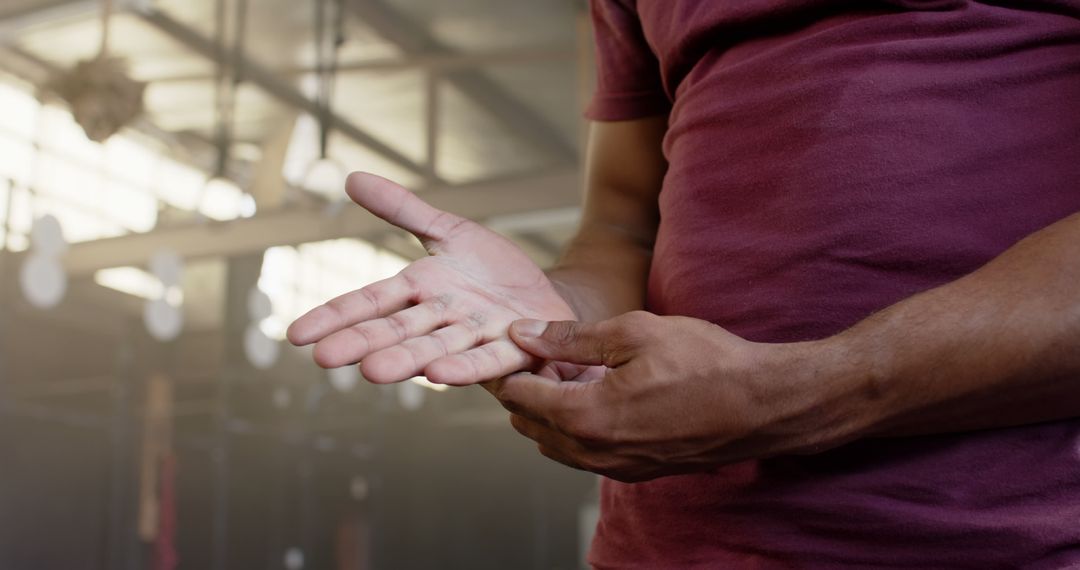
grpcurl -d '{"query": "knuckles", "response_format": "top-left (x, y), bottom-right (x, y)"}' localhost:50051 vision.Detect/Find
top-left (508, 413), bottom-right (528, 436)
top-left (559, 413), bottom-right (608, 445)
top-left (536, 444), bottom-right (579, 470)
top-left (615, 310), bottom-right (662, 342)
top-left (544, 320), bottom-right (581, 347)
top-left (620, 310), bottom-right (657, 328)
top-left (523, 415), bottom-right (661, 483)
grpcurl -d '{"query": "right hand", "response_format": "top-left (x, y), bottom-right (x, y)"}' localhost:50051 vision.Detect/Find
top-left (286, 172), bottom-right (586, 386)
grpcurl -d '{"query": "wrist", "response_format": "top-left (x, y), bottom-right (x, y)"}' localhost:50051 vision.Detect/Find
top-left (809, 332), bottom-right (897, 444)
top-left (546, 270), bottom-right (638, 322)
top-left (756, 335), bottom-right (891, 455)
top-left (545, 273), bottom-right (586, 320)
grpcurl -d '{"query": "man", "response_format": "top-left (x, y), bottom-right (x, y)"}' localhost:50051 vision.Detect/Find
top-left (288, 0), bottom-right (1080, 567)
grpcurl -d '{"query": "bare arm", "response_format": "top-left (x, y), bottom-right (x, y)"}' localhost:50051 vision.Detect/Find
top-left (548, 117), bottom-right (667, 321)
top-left (492, 210), bottom-right (1080, 481)
top-left (829, 209), bottom-right (1080, 439)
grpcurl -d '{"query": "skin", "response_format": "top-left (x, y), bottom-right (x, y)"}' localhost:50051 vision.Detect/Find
top-left (290, 116), bottom-right (1080, 483)
top-left (494, 313), bottom-right (837, 482)
top-left (545, 116), bottom-right (667, 322)
top-left (286, 171), bottom-right (578, 386)
top-left (494, 210), bottom-right (1080, 482)
top-left (287, 118), bottom-right (666, 385)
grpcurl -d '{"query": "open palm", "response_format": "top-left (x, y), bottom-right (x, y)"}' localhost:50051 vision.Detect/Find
top-left (287, 172), bottom-right (579, 386)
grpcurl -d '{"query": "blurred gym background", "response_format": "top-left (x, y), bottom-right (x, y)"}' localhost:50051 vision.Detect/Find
top-left (0, 0), bottom-right (597, 568)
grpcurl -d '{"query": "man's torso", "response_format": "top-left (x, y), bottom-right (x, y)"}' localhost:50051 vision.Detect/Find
top-left (589, 1), bottom-right (1080, 567)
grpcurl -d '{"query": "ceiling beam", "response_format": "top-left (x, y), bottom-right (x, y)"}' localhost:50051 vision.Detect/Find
top-left (0, 0), bottom-right (102, 42)
top-left (61, 170), bottom-right (581, 276)
top-left (349, 0), bottom-right (578, 165)
top-left (139, 46), bottom-right (576, 83)
top-left (132, 5), bottom-right (436, 182)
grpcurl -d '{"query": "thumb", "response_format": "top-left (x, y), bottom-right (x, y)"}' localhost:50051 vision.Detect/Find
top-left (345, 172), bottom-right (468, 244)
top-left (509, 314), bottom-right (645, 367)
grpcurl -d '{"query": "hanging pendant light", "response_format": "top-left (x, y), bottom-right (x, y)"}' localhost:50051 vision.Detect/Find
top-left (195, 0), bottom-right (256, 222)
top-left (303, 0), bottom-right (348, 202)
top-left (244, 286), bottom-right (280, 370)
top-left (47, 0), bottom-right (144, 142)
top-left (19, 215), bottom-right (69, 310)
top-left (143, 249), bottom-right (184, 342)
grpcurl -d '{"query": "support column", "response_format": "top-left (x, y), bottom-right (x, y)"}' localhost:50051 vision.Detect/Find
top-left (211, 253), bottom-right (264, 570)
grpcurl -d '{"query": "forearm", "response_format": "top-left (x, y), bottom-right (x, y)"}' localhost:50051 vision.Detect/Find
top-left (548, 225), bottom-right (653, 321)
top-left (550, 118), bottom-right (666, 322)
top-left (817, 211), bottom-right (1080, 442)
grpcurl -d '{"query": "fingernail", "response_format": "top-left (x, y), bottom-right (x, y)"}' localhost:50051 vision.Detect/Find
top-left (513, 319), bottom-right (548, 339)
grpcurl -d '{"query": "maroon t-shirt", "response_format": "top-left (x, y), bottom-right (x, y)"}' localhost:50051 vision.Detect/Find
top-left (585, 1), bottom-right (1080, 567)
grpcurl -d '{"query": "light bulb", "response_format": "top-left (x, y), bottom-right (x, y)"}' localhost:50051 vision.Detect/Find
top-left (199, 177), bottom-right (244, 221)
top-left (301, 157), bottom-right (346, 196)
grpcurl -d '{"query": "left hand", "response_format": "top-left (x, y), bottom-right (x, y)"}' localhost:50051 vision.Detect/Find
top-left (286, 173), bottom-right (586, 385)
top-left (491, 311), bottom-right (863, 483)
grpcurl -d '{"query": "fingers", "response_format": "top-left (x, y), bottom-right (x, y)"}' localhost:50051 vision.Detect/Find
top-left (287, 275), bottom-right (414, 346)
top-left (508, 311), bottom-right (654, 367)
top-left (424, 339), bottom-right (539, 386)
top-left (360, 323), bottom-right (482, 384)
top-left (345, 172), bottom-right (469, 244)
top-left (494, 372), bottom-right (600, 427)
top-left (509, 414), bottom-right (588, 471)
top-left (311, 300), bottom-right (450, 368)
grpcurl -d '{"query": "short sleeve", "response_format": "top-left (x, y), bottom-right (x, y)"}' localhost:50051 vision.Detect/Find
top-left (585, 0), bottom-right (671, 121)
